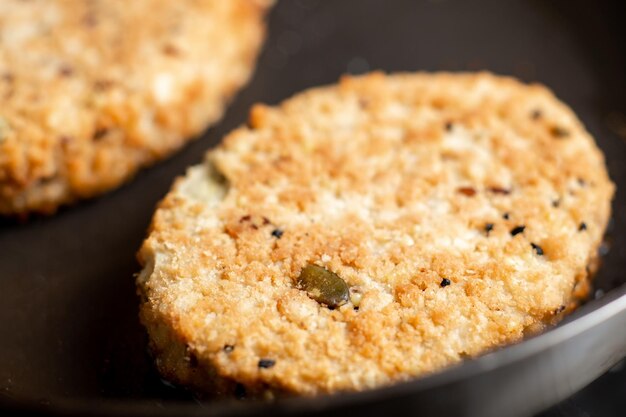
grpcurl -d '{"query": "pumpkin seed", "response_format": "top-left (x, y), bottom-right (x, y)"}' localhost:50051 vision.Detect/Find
top-left (297, 264), bottom-right (349, 309)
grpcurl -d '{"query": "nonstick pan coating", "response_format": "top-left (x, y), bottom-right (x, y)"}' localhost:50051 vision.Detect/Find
top-left (1, 1), bottom-right (625, 416)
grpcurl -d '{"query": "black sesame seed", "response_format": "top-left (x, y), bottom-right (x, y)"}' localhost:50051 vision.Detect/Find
top-left (552, 199), bottom-right (561, 208)
top-left (444, 121), bottom-right (454, 131)
top-left (531, 243), bottom-right (544, 256)
top-left (234, 383), bottom-right (246, 399)
top-left (440, 278), bottom-right (451, 287)
top-left (271, 228), bottom-right (284, 239)
top-left (578, 222), bottom-right (587, 232)
top-left (223, 344), bottom-right (235, 353)
top-left (258, 359), bottom-right (276, 369)
top-left (503, 212), bottom-right (510, 220)
top-left (485, 223), bottom-right (494, 235)
top-left (510, 225), bottom-right (526, 236)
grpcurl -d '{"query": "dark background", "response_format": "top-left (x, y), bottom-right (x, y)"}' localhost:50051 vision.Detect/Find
top-left (1, 1), bottom-right (625, 416)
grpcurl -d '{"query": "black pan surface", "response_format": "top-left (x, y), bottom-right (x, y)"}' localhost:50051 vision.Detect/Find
top-left (1, 1), bottom-right (625, 416)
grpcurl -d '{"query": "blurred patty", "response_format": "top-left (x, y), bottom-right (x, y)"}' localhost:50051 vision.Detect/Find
top-left (0, 0), bottom-right (272, 215)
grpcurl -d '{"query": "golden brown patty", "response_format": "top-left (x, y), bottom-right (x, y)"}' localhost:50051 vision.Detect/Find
top-left (0, 0), bottom-right (272, 215)
top-left (137, 72), bottom-right (613, 397)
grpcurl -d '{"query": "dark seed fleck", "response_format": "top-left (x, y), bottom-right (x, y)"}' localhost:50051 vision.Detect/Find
top-left (93, 127), bottom-right (109, 141)
top-left (2, 73), bottom-right (14, 83)
top-left (485, 223), bottom-right (494, 235)
top-left (552, 199), bottom-right (561, 208)
top-left (550, 126), bottom-right (570, 138)
top-left (58, 65), bottom-right (74, 77)
top-left (162, 44), bottom-right (181, 56)
top-left (239, 215), bottom-right (251, 222)
top-left (531, 243), bottom-right (544, 256)
top-left (234, 383), bottom-right (246, 399)
top-left (444, 121), bottom-right (454, 131)
top-left (503, 212), bottom-right (510, 220)
top-left (258, 359), bottom-right (276, 369)
top-left (262, 217), bottom-right (271, 225)
top-left (223, 344), bottom-right (235, 353)
top-left (487, 186), bottom-right (511, 195)
top-left (578, 222), bottom-right (587, 232)
top-left (83, 13), bottom-right (98, 27)
top-left (353, 306), bottom-right (359, 311)
top-left (271, 228), bottom-right (284, 239)
top-left (457, 186), bottom-right (477, 197)
top-left (297, 264), bottom-right (349, 309)
top-left (555, 305), bottom-right (566, 314)
top-left (60, 135), bottom-right (73, 146)
top-left (510, 225), bottom-right (526, 236)
top-left (531, 109), bottom-right (543, 120)
top-left (94, 79), bottom-right (114, 91)
top-left (577, 178), bottom-right (587, 187)
top-left (440, 278), bottom-right (451, 287)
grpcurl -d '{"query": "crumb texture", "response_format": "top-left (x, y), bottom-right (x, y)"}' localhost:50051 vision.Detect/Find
top-left (138, 72), bottom-right (613, 396)
top-left (0, 0), bottom-right (272, 214)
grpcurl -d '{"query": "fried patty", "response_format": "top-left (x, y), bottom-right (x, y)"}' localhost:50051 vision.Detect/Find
top-left (137, 72), bottom-right (614, 397)
top-left (0, 0), bottom-right (272, 215)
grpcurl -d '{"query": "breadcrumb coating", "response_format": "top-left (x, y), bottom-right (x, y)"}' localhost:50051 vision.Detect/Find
top-left (138, 72), bottom-right (613, 397)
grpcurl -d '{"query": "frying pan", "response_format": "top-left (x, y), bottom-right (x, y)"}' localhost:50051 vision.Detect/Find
top-left (1, 1), bottom-right (625, 416)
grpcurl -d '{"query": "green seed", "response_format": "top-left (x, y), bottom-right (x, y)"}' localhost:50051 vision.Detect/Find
top-left (297, 264), bottom-right (349, 309)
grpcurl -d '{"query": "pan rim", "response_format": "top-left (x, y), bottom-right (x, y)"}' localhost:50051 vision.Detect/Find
top-left (2, 283), bottom-right (625, 417)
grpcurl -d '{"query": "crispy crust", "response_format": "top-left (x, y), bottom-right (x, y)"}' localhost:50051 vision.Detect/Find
top-left (138, 72), bottom-right (614, 397)
top-left (0, 0), bottom-right (272, 215)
